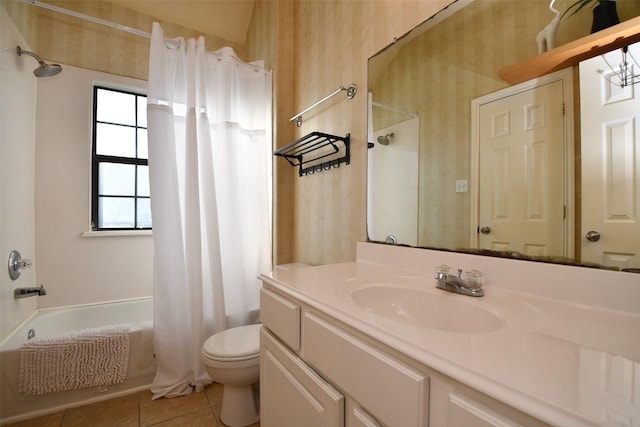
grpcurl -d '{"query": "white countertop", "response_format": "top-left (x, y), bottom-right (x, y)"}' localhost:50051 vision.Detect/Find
top-left (261, 243), bottom-right (640, 427)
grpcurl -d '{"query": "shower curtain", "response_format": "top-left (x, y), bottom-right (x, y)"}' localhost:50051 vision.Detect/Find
top-left (146, 22), bottom-right (272, 399)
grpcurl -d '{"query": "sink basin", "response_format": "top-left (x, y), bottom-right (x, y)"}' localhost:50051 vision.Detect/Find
top-left (341, 277), bottom-right (546, 335)
top-left (351, 286), bottom-right (502, 333)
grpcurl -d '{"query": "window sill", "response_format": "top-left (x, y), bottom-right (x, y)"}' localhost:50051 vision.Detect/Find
top-left (82, 230), bottom-right (152, 238)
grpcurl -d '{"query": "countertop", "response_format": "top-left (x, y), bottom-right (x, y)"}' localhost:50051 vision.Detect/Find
top-left (260, 243), bottom-right (640, 427)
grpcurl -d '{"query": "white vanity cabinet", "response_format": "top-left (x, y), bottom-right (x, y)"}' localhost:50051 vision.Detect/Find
top-left (261, 328), bottom-right (344, 426)
top-left (260, 284), bottom-right (548, 427)
top-left (261, 286), bottom-right (428, 426)
top-left (260, 287), bottom-right (344, 426)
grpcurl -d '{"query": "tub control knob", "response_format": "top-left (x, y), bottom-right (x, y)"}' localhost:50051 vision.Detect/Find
top-left (8, 250), bottom-right (31, 281)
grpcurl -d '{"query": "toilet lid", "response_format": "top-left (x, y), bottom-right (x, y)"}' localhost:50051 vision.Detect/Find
top-left (202, 324), bottom-right (261, 360)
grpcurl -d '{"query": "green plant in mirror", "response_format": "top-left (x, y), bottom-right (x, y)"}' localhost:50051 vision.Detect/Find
top-left (561, 0), bottom-right (623, 33)
top-left (561, 0), bottom-right (610, 19)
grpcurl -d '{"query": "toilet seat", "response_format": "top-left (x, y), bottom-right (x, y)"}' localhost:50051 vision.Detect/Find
top-left (202, 323), bottom-right (261, 362)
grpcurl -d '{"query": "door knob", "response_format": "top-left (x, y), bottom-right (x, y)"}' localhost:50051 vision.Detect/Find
top-left (585, 230), bottom-right (601, 242)
top-left (479, 226), bottom-right (491, 234)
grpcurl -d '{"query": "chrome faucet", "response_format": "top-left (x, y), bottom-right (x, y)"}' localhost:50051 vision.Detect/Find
top-left (435, 268), bottom-right (484, 297)
top-left (14, 285), bottom-right (47, 299)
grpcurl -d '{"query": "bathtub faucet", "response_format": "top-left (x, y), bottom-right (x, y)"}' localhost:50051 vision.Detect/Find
top-left (14, 285), bottom-right (47, 299)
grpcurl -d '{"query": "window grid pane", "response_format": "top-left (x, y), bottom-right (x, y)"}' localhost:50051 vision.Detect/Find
top-left (96, 123), bottom-right (137, 158)
top-left (137, 198), bottom-right (152, 228)
top-left (98, 197), bottom-right (135, 228)
top-left (99, 163), bottom-right (136, 196)
top-left (96, 88), bottom-right (135, 125)
top-left (93, 86), bottom-right (150, 230)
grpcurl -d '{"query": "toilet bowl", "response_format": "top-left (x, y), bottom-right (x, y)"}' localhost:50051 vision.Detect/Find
top-left (202, 323), bottom-right (262, 427)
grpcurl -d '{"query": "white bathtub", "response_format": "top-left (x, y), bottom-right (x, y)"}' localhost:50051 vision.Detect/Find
top-left (0, 297), bottom-right (155, 423)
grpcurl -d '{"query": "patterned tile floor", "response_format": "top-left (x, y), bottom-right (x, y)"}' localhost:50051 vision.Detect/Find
top-left (4, 384), bottom-right (260, 427)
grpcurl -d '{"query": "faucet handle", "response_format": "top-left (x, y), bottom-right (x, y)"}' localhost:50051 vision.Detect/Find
top-left (8, 250), bottom-right (32, 281)
top-left (434, 265), bottom-right (450, 280)
top-left (463, 270), bottom-right (485, 290)
top-left (17, 259), bottom-right (32, 269)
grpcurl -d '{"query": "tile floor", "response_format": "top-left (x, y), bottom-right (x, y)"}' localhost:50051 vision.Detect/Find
top-left (3, 384), bottom-right (260, 427)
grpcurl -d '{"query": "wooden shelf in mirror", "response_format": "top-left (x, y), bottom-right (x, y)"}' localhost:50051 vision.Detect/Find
top-left (499, 16), bottom-right (640, 85)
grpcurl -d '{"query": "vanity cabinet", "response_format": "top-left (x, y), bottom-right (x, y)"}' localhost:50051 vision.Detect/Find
top-left (261, 328), bottom-right (344, 426)
top-left (260, 284), bottom-right (548, 427)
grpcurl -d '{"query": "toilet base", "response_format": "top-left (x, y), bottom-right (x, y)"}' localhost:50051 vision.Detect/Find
top-left (220, 383), bottom-right (259, 427)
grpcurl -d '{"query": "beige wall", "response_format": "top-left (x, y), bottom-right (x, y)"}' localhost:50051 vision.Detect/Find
top-left (289, 0), bottom-right (451, 265)
top-left (245, 0), bottom-right (296, 266)
top-left (1, 0), bottom-right (242, 81)
top-left (290, 0), bottom-right (640, 265)
top-left (1, 5), bottom-right (38, 341)
top-left (3, 0), bottom-right (637, 322)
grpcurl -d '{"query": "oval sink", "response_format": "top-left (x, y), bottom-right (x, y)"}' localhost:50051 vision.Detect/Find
top-left (351, 286), bottom-right (502, 333)
top-left (340, 275), bottom-right (547, 335)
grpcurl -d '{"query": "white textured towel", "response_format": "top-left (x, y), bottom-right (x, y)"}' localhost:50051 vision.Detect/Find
top-left (18, 324), bottom-right (131, 396)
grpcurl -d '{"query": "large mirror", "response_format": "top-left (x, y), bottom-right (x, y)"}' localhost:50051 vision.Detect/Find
top-left (367, 0), bottom-right (640, 271)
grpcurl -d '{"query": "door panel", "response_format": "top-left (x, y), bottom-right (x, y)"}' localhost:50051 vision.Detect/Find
top-left (580, 46), bottom-right (640, 268)
top-left (477, 80), bottom-right (566, 257)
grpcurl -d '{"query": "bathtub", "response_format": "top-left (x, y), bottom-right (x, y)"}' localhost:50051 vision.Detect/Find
top-left (0, 297), bottom-right (155, 423)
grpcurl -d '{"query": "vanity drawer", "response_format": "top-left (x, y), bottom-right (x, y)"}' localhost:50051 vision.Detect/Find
top-left (260, 288), bottom-right (301, 351)
top-left (303, 312), bottom-right (429, 427)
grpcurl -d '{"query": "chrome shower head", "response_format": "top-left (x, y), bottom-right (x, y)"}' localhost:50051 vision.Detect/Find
top-left (377, 133), bottom-right (394, 146)
top-left (17, 46), bottom-right (62, 77)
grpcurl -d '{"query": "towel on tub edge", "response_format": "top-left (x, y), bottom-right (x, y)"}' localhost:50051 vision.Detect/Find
top-left (18, 324), bottom-right (131, 396)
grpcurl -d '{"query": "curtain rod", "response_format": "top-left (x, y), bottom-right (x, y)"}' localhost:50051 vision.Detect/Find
top-left (19, 0), bottom-right (269, 74)
top-left (371, 101), bottom-right (417, 118)
top-left (20, 0), bottom-right (152, 39)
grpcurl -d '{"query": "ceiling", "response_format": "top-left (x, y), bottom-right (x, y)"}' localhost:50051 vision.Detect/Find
top-left (108, 0), bottom-right (256, 44)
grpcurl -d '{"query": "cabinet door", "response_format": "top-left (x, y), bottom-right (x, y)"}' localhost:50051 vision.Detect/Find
top-left (346, 405), bottom-right (383, 427)
top-left (448, 393), bottom-right (524, 427)
top-left (260, 328), bottom-right (344, 427)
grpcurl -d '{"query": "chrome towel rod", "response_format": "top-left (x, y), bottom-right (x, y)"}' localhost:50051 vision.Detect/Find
top-left (290, 84), bottom-right (357, 127)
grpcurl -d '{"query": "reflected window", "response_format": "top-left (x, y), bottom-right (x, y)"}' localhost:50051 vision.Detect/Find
top-left (92, 86), bottom-right (150, 230)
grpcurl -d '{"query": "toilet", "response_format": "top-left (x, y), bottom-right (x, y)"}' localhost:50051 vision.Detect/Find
top-left (201, 323), bottom-right (262, 427)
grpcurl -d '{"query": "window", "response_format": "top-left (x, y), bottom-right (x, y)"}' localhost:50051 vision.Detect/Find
top-left (91, 86), bottom-right (150, 230)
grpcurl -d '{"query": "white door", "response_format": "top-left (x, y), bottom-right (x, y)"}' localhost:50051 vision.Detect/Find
top-left (579, 45), bottom-right (640, 269)
top-left (474, 78), bottom-right (568, 257)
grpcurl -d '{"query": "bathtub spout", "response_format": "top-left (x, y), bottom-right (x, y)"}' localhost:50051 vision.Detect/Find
top-left (14, 285), bottom-right (47, 299)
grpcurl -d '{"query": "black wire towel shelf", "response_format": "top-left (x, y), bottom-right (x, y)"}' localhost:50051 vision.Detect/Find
top-left (274, 132), bottom-right (350, 177)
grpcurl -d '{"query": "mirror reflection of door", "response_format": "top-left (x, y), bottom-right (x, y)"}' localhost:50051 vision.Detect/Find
top-left (580, 44), bottom-right (640, 269)
top-left (472, 72), bottom-right (571, 258)
top-left (369, 117), bottom-right (419, 246)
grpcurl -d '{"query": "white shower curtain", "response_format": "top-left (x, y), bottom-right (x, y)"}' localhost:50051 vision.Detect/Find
top-left (146, 22), bottom-right (272, 399)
